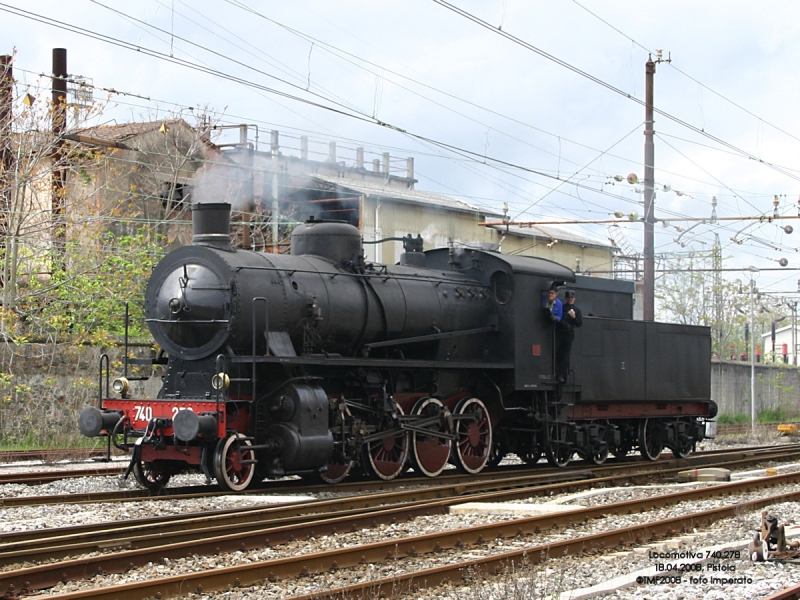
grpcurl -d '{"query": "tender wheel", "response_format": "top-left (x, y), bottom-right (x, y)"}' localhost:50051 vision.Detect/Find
top-left (132, 460), bottom-right (171, 491)
top-left (520, 446), bottom-right (543, 465)
top-left (638, 418), bottom-right (663, 461)
top-left (589, 447), bottom-right (610, 465)
top-left (612, 442), bottom-right (632, 459)
top-left (410, 397), bottom-right (452, 477)
top-left (364, 405), bottom-right (409, 481)
top-left (671, 418), bottom-right (694, 459)
top-left (672, 439), bottom-right (693, 459)
top-left (514, 433), bottom-right (542, 465)
top-left (213, 433), bottom-right (255, 491)
top-left (545, 424), bottom-right (572, 468)
top-left (452, 397), bottom-right (492, 474)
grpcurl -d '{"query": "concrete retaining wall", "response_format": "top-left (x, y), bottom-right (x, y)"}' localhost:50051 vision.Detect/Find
top-left (0, 343), bottom-right (162, 444)
top-left (712, 359), bottom-right (799, 417)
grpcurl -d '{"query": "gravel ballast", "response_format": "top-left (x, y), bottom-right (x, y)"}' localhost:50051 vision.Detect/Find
top-left (0, 443), bottom-right (797, 599)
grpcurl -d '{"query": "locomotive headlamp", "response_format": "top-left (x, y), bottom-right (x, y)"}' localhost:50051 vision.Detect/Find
top-left (211, 373), bottom-right (230, 390)
top-left (112, 377), bottom-right (130, 396)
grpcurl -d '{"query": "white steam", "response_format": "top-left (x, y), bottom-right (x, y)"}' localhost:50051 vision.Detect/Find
top-left (191, 161), bottom-right (253, 210)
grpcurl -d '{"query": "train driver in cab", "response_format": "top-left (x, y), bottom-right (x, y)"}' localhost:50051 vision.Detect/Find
top-left (556, 289), bottom-right (583, 383)
top-left (543, 287), bottom-right (563, 323)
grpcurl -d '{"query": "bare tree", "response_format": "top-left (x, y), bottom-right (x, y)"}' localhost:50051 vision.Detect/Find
top-left (656, 250), bottom-right (785, 358)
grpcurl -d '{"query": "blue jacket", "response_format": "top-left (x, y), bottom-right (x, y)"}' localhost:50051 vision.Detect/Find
top-left (543, 296), bottom-right (563, 322)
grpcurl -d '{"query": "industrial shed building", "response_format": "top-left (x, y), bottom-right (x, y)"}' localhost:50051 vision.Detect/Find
top-left (221, 129), bottom-right (615, 273)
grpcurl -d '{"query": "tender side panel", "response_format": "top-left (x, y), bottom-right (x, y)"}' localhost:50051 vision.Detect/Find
top-left (645, 322), bottom-right (711, 402)
top-left (574, 318), bottom-right (645, 401)
top-left (574, 318), bottom-right (711, 405)
top-left (572, 275), bottom-right (635, 319)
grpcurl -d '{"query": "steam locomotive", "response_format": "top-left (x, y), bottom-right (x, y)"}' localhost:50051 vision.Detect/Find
top-left (79, 202), bottom-right (715, 491)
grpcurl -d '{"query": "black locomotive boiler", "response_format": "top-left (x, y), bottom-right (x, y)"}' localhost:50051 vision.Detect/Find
top-left (79, 202), bottom-right (716, 490)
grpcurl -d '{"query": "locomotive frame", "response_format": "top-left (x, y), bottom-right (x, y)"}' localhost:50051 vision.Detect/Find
top-left (80, 202), bottom-right (716, 490)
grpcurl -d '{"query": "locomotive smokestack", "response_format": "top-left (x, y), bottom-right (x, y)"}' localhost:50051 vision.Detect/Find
top-left (192, 202), bottom-right (232, 249)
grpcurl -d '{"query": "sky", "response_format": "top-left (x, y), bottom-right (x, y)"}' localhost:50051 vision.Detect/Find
top-left (4, 0), bottom-right (800, 297)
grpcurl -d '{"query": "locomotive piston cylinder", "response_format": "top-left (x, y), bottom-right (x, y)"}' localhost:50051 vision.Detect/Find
top-left (79, 406), bottom-right (123, 437)
top-left (173, 409), bottom-right (218, 442)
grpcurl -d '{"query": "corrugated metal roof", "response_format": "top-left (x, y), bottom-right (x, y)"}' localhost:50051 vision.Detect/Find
top-left (312, 174), bottom-right (487, 214)
top-left (487, 223), bottom-right (611, 249)
top-left (312, 174), bottom-right (611, 249)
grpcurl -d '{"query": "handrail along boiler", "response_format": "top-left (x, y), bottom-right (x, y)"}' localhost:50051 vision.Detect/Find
top-left (79, 202), bottom-right (716, 490)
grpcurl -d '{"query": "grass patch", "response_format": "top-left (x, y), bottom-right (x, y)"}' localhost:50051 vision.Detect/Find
top-left (0, 432), bottom-right (103, 452)
top-left (757, 407), bottom-right (800, 423)
top-left (718, 409), bottom-right (800, 425)
top-left (717, 413), bottom-right (750, 425)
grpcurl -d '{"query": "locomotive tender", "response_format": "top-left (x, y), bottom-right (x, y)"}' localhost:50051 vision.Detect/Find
top-left (79, 202), bottom-right (716, 490)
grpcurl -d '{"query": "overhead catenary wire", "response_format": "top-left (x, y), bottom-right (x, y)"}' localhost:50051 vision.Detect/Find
top-left (217, 0), bottom-right (800, 226)
top-left (6, 94), bottom-right (785, 251)
top-left (4, 5), bottom-right (788, 250)
top-left (4, 1), bottom-right (785, 213)
top-left (430, 0), bottom-right (800, 186)
top-left (570, 0), bottom-right (800, 152)
top-left (0, 6), bottom-right (631, 214)
top-left (2, 4), bottom-right (795, 277)
top-left (88, 0), bottom-right (369, 121)
top-left (8, 93), bottom-right (790, 264)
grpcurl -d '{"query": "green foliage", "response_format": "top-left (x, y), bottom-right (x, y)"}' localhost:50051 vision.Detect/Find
top-left (656, 249), bottom-right (788, 358)
top-left (24, 230), bottom-right (164, 343)
top-left (717, 413), bottom-right (749, 424)
top-left (757, 407), bottom-right (798, 423)
top-left (0, 431), bottom-right (102, 451)
top-left (719, 409), bottom-right (800, 424)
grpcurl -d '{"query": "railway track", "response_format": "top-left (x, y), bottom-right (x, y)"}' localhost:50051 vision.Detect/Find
top-left (0, 465), bottom-right (125, 486)
top-left (766, 583), bottom-right (800, 600)
top-left (0, 447), bottom-right (113, 464)
top-left (0, 443), bottom-right (797, 507)
top-left (7, 460), bottom-right (800, 599)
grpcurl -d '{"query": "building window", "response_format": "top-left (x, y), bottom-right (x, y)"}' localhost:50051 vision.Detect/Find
top-left (160, 182), bottom-right (191, 210)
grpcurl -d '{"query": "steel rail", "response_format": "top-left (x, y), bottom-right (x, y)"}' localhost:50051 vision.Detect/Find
top-left (764, 583), bottom-right (800, 600)
top-left (0, 448), bottom-right (112, 463)
top-left (0, 466), bottom-right (125, 486)
top-left (1, 442), bottom-right (797, 508)
top-left (27, 479), bottom-right (800, 600)
top-left (2, 442), bottom-right (799, 551)
top-left (1, 443), bottom-right (798, 551)
top-left (4, 465), bottom-right (800, 596)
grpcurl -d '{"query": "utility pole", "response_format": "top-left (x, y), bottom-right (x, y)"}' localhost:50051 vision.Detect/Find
top-left (0, 54), bottom-right (12, 255)
top-left (239, 124), bottom-right (253, 251)
top-left (643, 51), bottom-right (670, 322)
top-left (270, 129), bottom-right (280, 253)
top-left (713, 233), bottom-right (723, 351)
top-left (749, 269), bottom-right (758, 436)
top-left (793, 300), bottom-right (798, 366)
top-left (51, 48), bottom-right (67, 263)
top-left (643, 56), bottom-right (655, 321)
